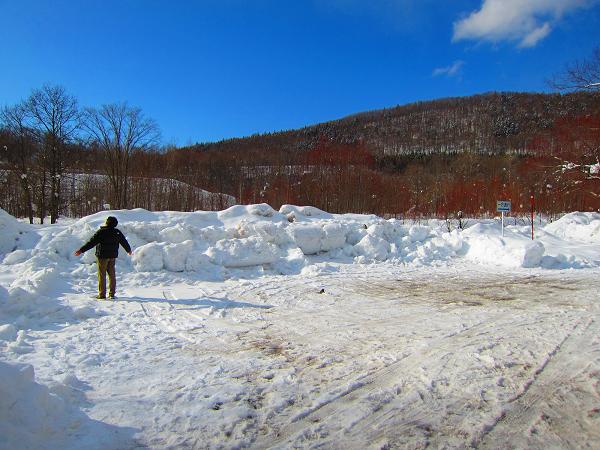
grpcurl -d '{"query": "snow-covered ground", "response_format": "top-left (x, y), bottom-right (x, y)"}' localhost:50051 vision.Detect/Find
top-left (1, 205), bottom-right (600, 449)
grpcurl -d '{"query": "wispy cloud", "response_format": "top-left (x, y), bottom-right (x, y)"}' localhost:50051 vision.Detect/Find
top-left (432, 60), bottom-right (465, 78)
top-left (453, 0), bottom-right (595, 48)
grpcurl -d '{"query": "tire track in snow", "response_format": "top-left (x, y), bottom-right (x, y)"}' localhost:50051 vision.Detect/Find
top-left (137, 292), bottom-right (208, 344)
top-left (334, 278), bottom-right (590, 448)
top-left (253, 275), bottom-right (591, 449)
top-left (253, 310), bottom-right (503, 448)
top-left (138, 288), bottom-right (275, 353)
top-left (164, 288), bottom-right (273, 336)
top-left (476, 317), bottom-right (599, 449)
top-left (325, 314), bottom-right (521, 447)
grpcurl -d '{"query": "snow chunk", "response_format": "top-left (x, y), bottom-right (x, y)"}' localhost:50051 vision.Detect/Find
top-left (163, 240), bottom-right (194, 272)
top-left (133, 242), bottom-right (164, 272)
top-left (540, 253), bottom-right (591, 269)
top-left (279, 205), bottom-right (333, 220)
top-left (409, 225), bottom-right (430, 242)
top-left (198, 226), bottom-right (228, 244)
top-left (159, 223), bottom-right (194, 244)
top-left (46, 228), bottom-right (79, 260)
top-left (11, 267), bottom-right (63, 296)
top-left (289, 221), bottom-right (349, 255)
top-left (272, 247), bottom-right (307, 275)
top-left (2, 249), bottom-right (31, 265)
top-left (354, 234), bottom-right (390, 261)
top-left (219, 203), bottom-right (281, 221)
top-left (321, 222), bottom-right (348, 251)
top-left (207, 237), bottom-right (279, 267)
top-left (346, 227), bottom-right (368, 246)
top-left (236, 221), bottom-right (292, 246)
top-left (290, 224), bottom-right (323, 255)
top-left (0, 323), bottom-right (18, 341)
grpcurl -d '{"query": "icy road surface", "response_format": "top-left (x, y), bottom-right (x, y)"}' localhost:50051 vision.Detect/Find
top-left (10, 264), bottom-right (599, 449)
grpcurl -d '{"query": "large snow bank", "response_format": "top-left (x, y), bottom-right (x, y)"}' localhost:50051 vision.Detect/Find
top-left (1, 206), bottom-right (599, 284)
top-left (0, 208), bottom-right (38, 256)
top-left (543, 212), bottom-right (600, 243)
top-left (0, 361), bottom-right (133, 450)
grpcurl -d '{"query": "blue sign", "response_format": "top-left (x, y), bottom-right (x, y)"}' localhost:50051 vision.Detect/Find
top-left (496, 200), bottom-right (511, 212)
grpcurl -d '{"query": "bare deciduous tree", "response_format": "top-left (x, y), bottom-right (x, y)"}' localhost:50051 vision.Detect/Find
top-left (549, 47), bottom-right (600, 91)
top-left (26, 85), bottom-right (80, 223)
top-left (1, 103), bottom-right (37, 223)
top-left (84, 103), bottom-right (160, 209)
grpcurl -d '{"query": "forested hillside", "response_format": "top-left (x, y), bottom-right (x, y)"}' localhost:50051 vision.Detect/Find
top-left (2, 90), bottom-right (599, 221)
top-left (171, 92), bottom-right (600, 217)
top-left (186, 92), bottom-right (600, 156)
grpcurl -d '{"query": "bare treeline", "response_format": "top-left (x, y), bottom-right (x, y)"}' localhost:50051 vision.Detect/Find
top-left (0, 85), bottom-right (233, 223)
top-left (1, 86), bottom-right (599, 222)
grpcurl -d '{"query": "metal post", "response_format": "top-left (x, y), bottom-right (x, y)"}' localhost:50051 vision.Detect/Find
top-left (501, 211), bottom-right (505, 237)
top-left (530, 194), bottom-right (535, 240)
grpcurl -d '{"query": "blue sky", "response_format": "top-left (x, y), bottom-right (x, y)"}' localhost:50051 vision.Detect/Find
top-left (1, 0), bottom-right (599, 145)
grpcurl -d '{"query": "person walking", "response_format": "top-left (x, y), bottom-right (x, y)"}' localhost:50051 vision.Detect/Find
top-left (74, 216), bottom-right (132, 300)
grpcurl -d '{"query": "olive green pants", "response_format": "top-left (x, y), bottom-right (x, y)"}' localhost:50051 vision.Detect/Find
top-left (97, 258), bottom-right (116, 298)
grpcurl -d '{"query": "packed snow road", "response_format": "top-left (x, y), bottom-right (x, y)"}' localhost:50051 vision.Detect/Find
top-left (11, 264), bottom-right (600, 449)
top-left (2, 207), bottom-right (600, 448)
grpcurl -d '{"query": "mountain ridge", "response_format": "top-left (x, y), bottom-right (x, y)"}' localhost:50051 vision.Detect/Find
top-left (183, 91), bottom-right (600, 156)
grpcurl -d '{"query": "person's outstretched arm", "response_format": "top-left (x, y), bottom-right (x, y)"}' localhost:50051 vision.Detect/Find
top-left (74, 231), bottom-right (101, 256)
top-left (118, 230), bottom-right (132, 256)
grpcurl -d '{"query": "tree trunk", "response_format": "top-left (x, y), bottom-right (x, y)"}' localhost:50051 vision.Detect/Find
top-left (19, 176), bottom-right (34, 224)
top-left (39, 170), bottom-right (47, 224)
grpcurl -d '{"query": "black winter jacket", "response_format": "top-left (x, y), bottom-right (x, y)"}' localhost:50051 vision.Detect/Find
top-left (79, 226), bottom-right (132, 259)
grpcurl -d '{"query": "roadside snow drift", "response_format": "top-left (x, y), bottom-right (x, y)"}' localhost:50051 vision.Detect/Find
top-left (544, 212), bottom-right (600, 243)
top-left (1, 208), bottom-right (599, 284)
top-left (0, 361), bottom-right (133, 450)
top-left (461, 223), bottom-right (546, 268)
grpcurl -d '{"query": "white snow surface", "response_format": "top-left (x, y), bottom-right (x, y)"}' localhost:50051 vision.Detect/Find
top-left (1, 206), bottom-right (600, 449)
top-left (0, 209), bottom-right (39, 255)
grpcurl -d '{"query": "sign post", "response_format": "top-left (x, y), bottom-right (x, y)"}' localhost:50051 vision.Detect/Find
top-left (530, 194), bottom-right (535, 240)
top-left (496, 200), bottom-right (511, 237)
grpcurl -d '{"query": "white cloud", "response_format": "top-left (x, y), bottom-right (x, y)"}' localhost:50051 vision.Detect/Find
top-left (432, 60), bottom-right (465, 77)
top-left (519, 22), bottom-right (552, 47)
top-left (453, 0), bottom-right (593, 48)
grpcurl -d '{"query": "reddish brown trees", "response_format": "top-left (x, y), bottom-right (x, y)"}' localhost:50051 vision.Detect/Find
top-left (529, 115), bottom-right (600, 212)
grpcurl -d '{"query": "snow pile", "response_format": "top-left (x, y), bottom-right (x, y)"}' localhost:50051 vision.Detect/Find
top-left (0, 362), bottom-right (74, 448)
top-left (462, 223), bottom-right (545, 268)
top-left (0, 361), bottom-right (132, 450)
top-left (0, 361), bottom-right (76, 449)
top-left (0, 253), bottom-right (100, 333)
top-left (543, 212), bottom-right (600, 243)
top-left (0, 285), bottom-right (99, 333)
top-left (0, 206), bottom-right (599, 282)
top-left (0, 208), bottom-right (38, 257)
